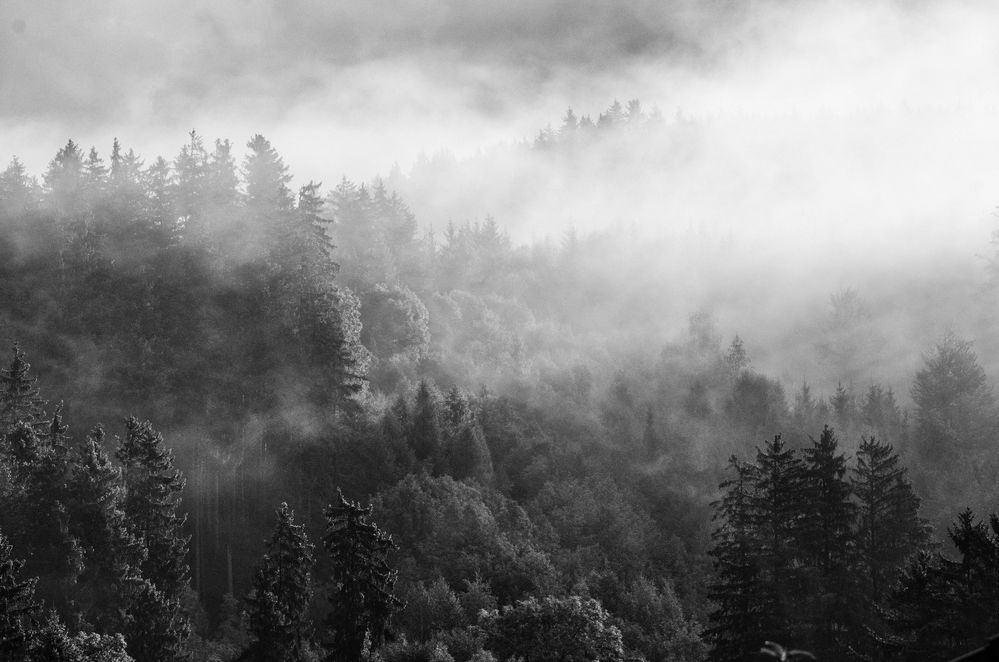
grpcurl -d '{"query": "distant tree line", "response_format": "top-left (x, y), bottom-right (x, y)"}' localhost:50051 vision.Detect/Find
top-left (2, 118), bottom-right (999, 661)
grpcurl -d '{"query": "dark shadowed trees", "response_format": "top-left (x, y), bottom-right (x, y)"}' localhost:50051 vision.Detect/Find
top-left (322, 490), bottom-right (401, 662)
top-left (245, 502), bottom-right (315, 662)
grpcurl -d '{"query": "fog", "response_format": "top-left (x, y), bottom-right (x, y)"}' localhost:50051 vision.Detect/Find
top-left (4, 0), bottom-right (999, 395)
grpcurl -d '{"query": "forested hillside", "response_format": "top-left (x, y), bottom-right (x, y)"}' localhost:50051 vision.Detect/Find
top-left (1, 107), bottom-right (998, 661)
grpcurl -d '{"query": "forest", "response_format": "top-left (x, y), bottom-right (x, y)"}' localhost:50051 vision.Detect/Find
top-left (0, 103), bottom-right (998, 662)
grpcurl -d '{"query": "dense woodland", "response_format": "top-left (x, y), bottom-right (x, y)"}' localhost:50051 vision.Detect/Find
top-left (0, 104), bottom-right (997, 661)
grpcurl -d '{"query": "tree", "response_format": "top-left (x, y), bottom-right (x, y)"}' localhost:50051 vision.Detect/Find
top-left (409, 381), bottom-right (443, 469)
top-left (747, 435), bottom-right (808, 647)
top-left (245, 503), bottom-right (315, 662)
top-left (707, 456), bottom-right (763, 662)
top-left (888, 509), bottom-right (999, 660)
top-left (726, 372), bottom-right (787, 437)
top-left (322, 489), bottom-right (401, 662)
top-left (799, 426), bottom-right (857, 657)
top-left (444, 422), bottom-right (493, 484)
top-left (44, 140), bottom-right (84, 215)
top-left (116, 417), bottom-right (189, 596)
top-left (115, 417), bottom-right (190, 661)
top-left (708, 436), bottom-right (810, 660)
top-left (484, 595), bottom-right (624, 662)
top-left (911, 334), bottom-right (997, 528)
top-left (0, 532), bottom-right (40, 659)
top-left (612, 576), bottom-right (707, 662)
top-left (67, 425), bottom-right (145, 633)
top-left (851, 436), bottom-right (930, 657)
top-left (0, 345), bottom-right (47, 434)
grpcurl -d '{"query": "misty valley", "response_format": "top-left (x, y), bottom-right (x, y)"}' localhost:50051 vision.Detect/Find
top-left (1, 101), bottom-right (999, 662)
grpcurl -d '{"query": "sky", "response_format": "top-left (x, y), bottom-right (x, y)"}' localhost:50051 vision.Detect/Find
top-left (2, 0), bottom-right (999, 267)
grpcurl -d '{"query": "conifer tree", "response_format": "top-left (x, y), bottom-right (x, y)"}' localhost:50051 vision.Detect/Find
top-left (245, 502), bottom-right (315, 662)
top-left (0, 532), bottom-right (40, 659)
top-left (445, 422), bottom-right (493, 484)
top-left (115, 417), bottom-right (191, 661)
top-left (322, 490), bottom-right (401, 662)
top-left (0, 157), bottom-right (40, 214)
top-left (0, 345), bottom-right (47, 433)
top-left (44, 140), bottom-right (84, 215)
top-left (851, 436), bottom-right (929, 657)
top-left (67, 425), bottom-right (145, 632)
top-left (409, 381), bottom-right (443, 469)
top-left (888, 509), bottom-right (999, 659)
top-left (116, 417), bottom-right (189, 596)
top-left (799, 426), bottom-right (857, 656)
top-left (747, 435), bottom-right (807, 647)
top-left (707, 456), bottom-right (763, 662)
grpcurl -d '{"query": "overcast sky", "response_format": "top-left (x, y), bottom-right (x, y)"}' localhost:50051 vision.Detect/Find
top-left (3, 0), bottom-right (999, 233)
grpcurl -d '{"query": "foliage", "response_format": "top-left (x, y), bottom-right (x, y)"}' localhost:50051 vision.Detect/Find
top-left (323, 490), bottom-right (402, 662)
top-left (483, 595), bottom-right (625, 662)
top-left (245, 502), bottom-right (315, 662)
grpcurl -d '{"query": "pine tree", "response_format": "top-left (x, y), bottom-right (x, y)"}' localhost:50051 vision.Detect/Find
top-left (44, 140), bottom-right (84, 215)
top-left (0, 345), bottom-right (47, 434)
top-left (888, 509), bottom-right (999, 660)
top-left (0, 157), bottom-right (40, 215)
top-left (115, 417), bottom-right (191, 661)
top-left (67, 425), bottom-right (145, 632)
top-left (409, 381), bottom-right (443, 469)
top-left (851, 436), bottom-right (930, 657)
top-left (245, 502), bottom-right (315, 662)
top-left (911, 334), bottom-right (997, 529)
top-left (747, 435), bottom-right (808, 647)
top-left (799, 426), bottom-right (857, 656)
top-left (322, 490), bottom-right (401, 662)
top-left (707, 456), bottom-right (763, 662)
top-left (444, 422), bottom-right (493, 484)
top-left (116, 417), bottom-right (189, 596)
top-left (0, 532), bottom-right (40, 659)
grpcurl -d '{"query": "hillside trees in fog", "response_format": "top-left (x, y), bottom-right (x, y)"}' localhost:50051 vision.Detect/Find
top-left (2, 116), bottom-right (999, 660)
top-left (887, 509), bottom-right (999, 660)
top-left (707, 430), bottom-right (930, 661)
top-left (911, 333), bottom-right (999, 532)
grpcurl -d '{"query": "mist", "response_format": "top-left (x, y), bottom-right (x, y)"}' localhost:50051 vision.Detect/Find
top-left (6, 1), bottom-right (999, 657)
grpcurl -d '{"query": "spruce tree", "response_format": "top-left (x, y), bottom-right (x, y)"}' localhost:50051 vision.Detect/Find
top-left (409, 381), bottom-right (442, 469)
top-left (0, 532), bottom-right (40, 659)
top-left (888, 509), bottom-right (999, 660)
top-left (116, 417), bottom-right (189, 596)
top-left (67, 425), bottom-right (145, 632)
top-left (799, 426), bottom-right (857, 657)
top-left (851, 436), bottom-right (930, 657)
top-left (245, 502), bottom-right (315, 662)
top-left (322, 490), bottom-right (401, 662)
top-left (445, 422), bottom-right (493, 484)
top-left (747, 435), bottom-right (807, 647)
top-left (115, 417), bottom-right (190, 661)
top-left (0, 345), bottom-right (47, 434)
top-left (707, 456), bottom-right (763, 662)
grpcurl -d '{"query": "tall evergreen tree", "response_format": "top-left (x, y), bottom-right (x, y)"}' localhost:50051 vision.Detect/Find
top-left (748, 435), bottom-right (808, 647)
top-left (799, 426), bottom-right (857, 656)
top-left (0, 345), bottom-right (47, 434)
top-left (245, 502), bottom-right (315, 662)
top-left (0, 532), bottom-right (40, 659)
top-left (67, 425), bottom-right (145, 633)
top-left (115, 417), bottom-right (190, 661)
top-left (851, 436), bottom-right (930, 658)
top-left (409, 381), bottom-right (443, 469)
top-left (707, 456), bottom-right (763, 662)
top-left (888, 509), bottom-right (999, 660)
top-left (322, 490), bottom-right (401, 662)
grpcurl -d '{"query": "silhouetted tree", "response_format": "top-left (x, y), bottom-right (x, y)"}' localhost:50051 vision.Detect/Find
top-left (322, 490), bottom-right (401, 662)
top-left (245, 502), bottom-right (315, 662)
